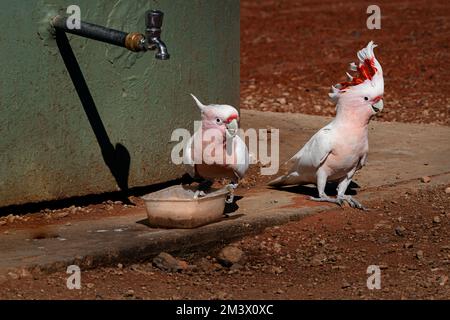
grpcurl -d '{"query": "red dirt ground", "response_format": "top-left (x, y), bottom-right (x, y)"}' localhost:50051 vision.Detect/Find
top-left (240, 0), bottom-right (450, 125)
top-left (1, 185), bottom-right (449, 300)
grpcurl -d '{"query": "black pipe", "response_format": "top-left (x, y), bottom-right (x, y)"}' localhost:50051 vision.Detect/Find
top-left (51, 11), bottom-right (169, 58)
top-left (52, 15), bottom-right (129, 48)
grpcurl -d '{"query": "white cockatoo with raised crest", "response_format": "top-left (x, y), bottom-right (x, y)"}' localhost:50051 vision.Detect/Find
top-left (183, 94), bottom-right (249, 200)
top-left (268, 41), bottom-right (384, 210)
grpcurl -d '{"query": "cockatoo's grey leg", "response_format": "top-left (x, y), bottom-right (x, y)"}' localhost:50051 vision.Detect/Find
top-left (309, 169), bottom-right (342, 205)
top-left (336, 177), bottom-right (367, 210)
top-left (193, 180), bottom-right (213, 199)
top-left (225, 181), bottom-right (238, 204)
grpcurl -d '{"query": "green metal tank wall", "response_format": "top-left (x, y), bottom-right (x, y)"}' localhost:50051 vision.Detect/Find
top-left (0, 0), bottom-right (239, 207)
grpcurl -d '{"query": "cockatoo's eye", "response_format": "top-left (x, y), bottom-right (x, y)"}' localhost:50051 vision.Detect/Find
top-left (364, 97), bottom-right (369, 101)
top-left (215, 118), bottom-right (222, 124)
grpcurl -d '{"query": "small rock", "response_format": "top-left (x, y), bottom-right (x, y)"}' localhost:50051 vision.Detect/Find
top-left (216, 291), bottom-right (229, 300)
top-left (124, 289), bottom-right (135, 297)
top-left (342, 280), bottom-right (351, 289)
top-left (433, 216), bottom-right (441, 224)
top-left (130, 264), bottom-right (140, 271)
top-left (86, 283), bottom-right (95, 289)
top-left (153, 252), bottom-right (188, 272)
top-left (395, 226), bottom-right (406, 236)
top-left (0, 220), bottom-right (6, 226)
top-left (217, 246), bottom-right (244, 267)
top-left (271, 266), bottom-right (284, 274)
top-left (311, 253), bottom-right (327, 266)
top-left (8, 272), bottom-right (19, 280)
top-left (273, 243), bottom-right (282, 252)
top-left (19, 268), bottom-right (32, 279)
top-left (439, 275), bottom-right (448, 286)
top-left (55, 212), bottom-right (69, 219)
top-left (416, 250), bottom-right (424, 260)
top-left (276, 97), bottom-right (287, 105)
top-left (313, 105), bottom-right (322, 112)
top-left (404, 242), bottom-right (414, 249)
top-left (68, 205), bottom-right (77, 214)
top-left (421, 176), bottom-right (431, 183)
top-left (117, 263), bottom-right (123, 269)
top-left (445, 187), bottom-right (450, 194)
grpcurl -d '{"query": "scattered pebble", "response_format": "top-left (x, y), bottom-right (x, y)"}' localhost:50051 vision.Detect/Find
top-left (276, 97), bottom-right (287, 105)
top-left (271, 266), bottom-right (284, 274)
top-left (416, 250), bottom-right (424, 260)
top-left (124, 289), bottom-right (135, 297)
top-left (395, 226), bottom-right (406, 236)
top-left (421, 176), bottom-right (431, 183)
top-left (153, 252), bottom-right (189, 272)
top-left (311, 253), bottom-right (327, 266)
top-left (404, 242), bottom-right (414, 249)
top-left (433, 216), bottom-right (441, 224)
top-left (218, 246), bottom-right (244, 267)
top-left (439, 275), bottom-right (448, 286)
top-left (55, 212), bottom-right (69, 219)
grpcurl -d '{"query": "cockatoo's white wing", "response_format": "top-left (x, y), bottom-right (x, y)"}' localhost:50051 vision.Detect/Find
top-left (229, 135), bottom-right (249, 180)
top-left (293, 123), bottom-right (334, 169)
top-left (268, 123), bottom-right (334, 186)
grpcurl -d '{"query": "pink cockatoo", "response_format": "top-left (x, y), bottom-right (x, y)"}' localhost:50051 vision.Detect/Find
top-left (268, 41), bottom-right (384, 210)
top-left (183, 94), bottom-right (249, 199)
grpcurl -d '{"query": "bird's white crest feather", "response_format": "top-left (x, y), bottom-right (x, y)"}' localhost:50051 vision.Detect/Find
top-left (190, 93), bottom-right (206, 112)
top-left (329, 41), bottom-right (383, 103)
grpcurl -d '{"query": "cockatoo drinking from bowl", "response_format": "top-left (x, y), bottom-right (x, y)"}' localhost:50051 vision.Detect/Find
top-left (183, 94), bottom-right (249, 202)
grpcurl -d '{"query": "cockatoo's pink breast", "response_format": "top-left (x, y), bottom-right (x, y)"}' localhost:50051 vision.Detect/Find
top-left (189, 128), bottom-right (240, 180)
top-left (321, 125), bottom-right (368, 181)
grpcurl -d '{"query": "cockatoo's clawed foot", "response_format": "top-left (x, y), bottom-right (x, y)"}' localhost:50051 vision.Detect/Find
top-left (193, 190), bottom-right (207, 199)
top-left (225, 183), bottom-right (238, 204)
top-left (338, 195), bottom-right (368, 211)
top-left (225, 193), bottom-right (235, 204)
top-left (309, 196), bottom-right (342, 206)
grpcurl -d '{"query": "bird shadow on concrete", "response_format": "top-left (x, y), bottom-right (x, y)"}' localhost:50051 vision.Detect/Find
top-left (55, 30), bottom-right (131, 203)
top-left (270, 181), bottom-right (360, 197)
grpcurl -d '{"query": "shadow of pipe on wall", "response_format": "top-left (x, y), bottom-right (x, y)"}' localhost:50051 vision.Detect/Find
top-left (55, 30), bottom-right (131, 202)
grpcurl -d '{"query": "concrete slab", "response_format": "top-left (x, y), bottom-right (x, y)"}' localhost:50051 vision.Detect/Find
top-left (1, 110), bottom-right (449, 276)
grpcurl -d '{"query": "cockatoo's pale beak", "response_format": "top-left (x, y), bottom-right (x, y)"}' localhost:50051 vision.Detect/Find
top-left (225, 119), bottom-right (238, 139)
top-left (371, 99), bottom-right (383, 113)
